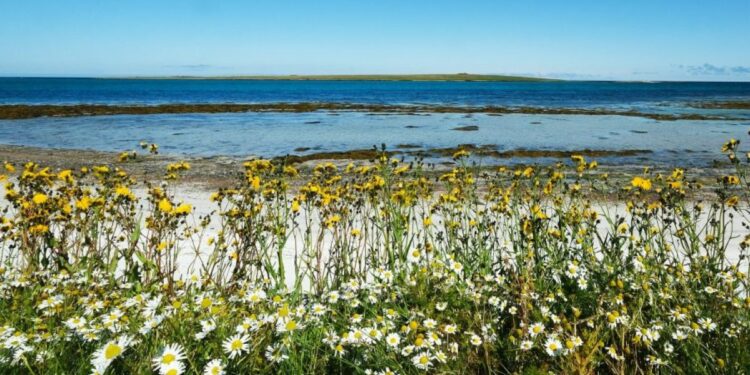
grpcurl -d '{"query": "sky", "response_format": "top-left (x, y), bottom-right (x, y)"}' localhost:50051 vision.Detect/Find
top-left (1, 0), bottom-right (749, 81)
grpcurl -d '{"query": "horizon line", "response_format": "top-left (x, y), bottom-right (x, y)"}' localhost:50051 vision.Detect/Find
top-left (1, 73), bottom-right (749, 83)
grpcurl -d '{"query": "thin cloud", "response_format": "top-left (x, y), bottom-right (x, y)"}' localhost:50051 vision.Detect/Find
top-left (679, 63), bottom-right (750, 76)
top-left (162, 64), bottom-right (218, 70)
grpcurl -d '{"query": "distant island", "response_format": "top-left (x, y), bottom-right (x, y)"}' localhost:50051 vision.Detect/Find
top-left (130, 73), bottom-right (557, 82)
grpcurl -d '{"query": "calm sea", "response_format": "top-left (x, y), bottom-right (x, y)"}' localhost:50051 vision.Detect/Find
top-left (1, 78), bottom-right (750, 109)
top-left (1, 78), bottom-right (750, 166)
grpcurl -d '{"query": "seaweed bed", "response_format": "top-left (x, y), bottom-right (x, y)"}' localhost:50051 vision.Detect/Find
top-left (0, 103), bottom-right (740, 121)
top-left (688, 101), bottom-right (750, 110)
top-left (277, 144), bottom-right (652, 163)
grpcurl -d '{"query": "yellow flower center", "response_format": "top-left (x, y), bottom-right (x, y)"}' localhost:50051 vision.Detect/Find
top-left (162, 353), bottom-right (175, 364)
top-left (104, 343), bottom-right (122, 360)
top-left (285, 320), bottom-right (297, 331)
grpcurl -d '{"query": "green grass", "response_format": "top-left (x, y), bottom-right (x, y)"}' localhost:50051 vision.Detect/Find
top-left (131, 73), bottom-right (558, 82)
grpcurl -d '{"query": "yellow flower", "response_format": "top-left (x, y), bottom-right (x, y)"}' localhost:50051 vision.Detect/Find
top-left (723, 175), bottom-right (740, 185)
top-left (114, 186), bottom-right (134, 200)
top-left (325, 214), bottom-right (341, 228)
top-left (250, 175), bottom-right (261, 190)
top-left (57, 169), bottom-right (74, 183)
top-left (30, 224), bottom-right (49, 234)
top-left (32, 193), bottom-right (48, 205)
top-left (76, 196), bottom-right (92, 210)
top-left (617, 222), bottom-right (628, 234)
top-left (522, 167), bottom-right (534, 178)
top-left (158, 198), bottom-right (173, 213)
top-left (725, 196), bottom-right (740, 208)
top-left (173, 203), bottom-right (192, 215)
top-left (631, 176), bottom-right (652, 191)
top-left (4, 162), bottom-right (15, 172)
top-left (531, 205), bottom-right (548, 220)
top-left (452, 150), bottom-right (470, 159)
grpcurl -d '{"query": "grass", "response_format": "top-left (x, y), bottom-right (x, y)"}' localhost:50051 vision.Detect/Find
top-left (133, 73), bottom-right (558, 82)
top-left (1, 140), bottom-right (750, 374)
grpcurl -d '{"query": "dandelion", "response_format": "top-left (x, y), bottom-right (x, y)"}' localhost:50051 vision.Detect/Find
top-left (632, 176), bottom-right (652, 190)
top-left (158, 198), bottom-right (173, 213)
top-left (173, 203), bottom-right (192, 215)
top-left (32, 193), bottom-right (48, 205)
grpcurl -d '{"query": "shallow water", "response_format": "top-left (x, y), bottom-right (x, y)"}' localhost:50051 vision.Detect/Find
top-left (1, 111), bottom-right (747, 167)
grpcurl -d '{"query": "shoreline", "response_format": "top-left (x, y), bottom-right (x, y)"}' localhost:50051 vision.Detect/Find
top-left (0, 143), bottom-right (733, 195)
top-left (0, 102), bottom-right (743, 121)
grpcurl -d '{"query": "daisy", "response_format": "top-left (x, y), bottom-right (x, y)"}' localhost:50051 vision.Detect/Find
top-left (520, 340), bottom-right (533, 350)
top-left (327, 291), bottom-right (340, 304)
top-left (377, 368), bottom-right (398, 375)
top-left (365, 327), bottom-right (383, 341)
top-left (528, 322), bottom-right (544, 337)
top-left (152, 343), bottom-right (186, 373)
top-left (423, 319), bottom-right (437, 330)
top-left (443, 324), bottom-right (457, 335)
top-left (412, 352), bottom-right (432, 370)
top-left (276, 318), bottom-right (300, 334)
top-left (223, 334), bottom-right (249, 359)
top-left (245, 288), bottom-right (267, 304)
top-left (386, 332), bottom-right (401, 348)
top-left (91, 336), bottom-right (131, 372)
top-left (333, 344), bottom-right (346, 357)
top-left (160, 361), bottom-right (185, 375)
top-left (470, 334), bottom-right (483, 346)
top-left (203, 359), bottom-right (225, 375)
top-left (407, 249), bottom-right (422, 264)
top-left (544, 337), bottom-right (563, 357)
top-left (311, 303), bottom-right (327, 316)
top-left (265, 343), bottom-right (289, 363)
top-left (196, 319), bottom-right (216, 340)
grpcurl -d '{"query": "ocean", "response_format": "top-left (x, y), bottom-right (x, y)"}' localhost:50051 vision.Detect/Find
top-left (2, 78), bottom-right (750, 109)
top-left (1, 78), bottom-right (750, 166)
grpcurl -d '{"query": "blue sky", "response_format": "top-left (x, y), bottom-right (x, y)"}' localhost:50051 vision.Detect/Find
top-left (1, 0), bottom-right (749, 81)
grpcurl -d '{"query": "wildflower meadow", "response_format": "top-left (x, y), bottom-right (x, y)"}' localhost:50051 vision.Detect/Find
top-left (1, 139), bottom-right (750, 374)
